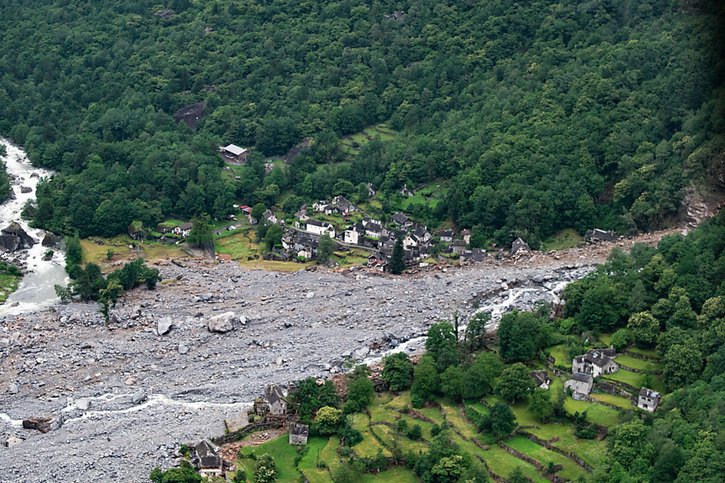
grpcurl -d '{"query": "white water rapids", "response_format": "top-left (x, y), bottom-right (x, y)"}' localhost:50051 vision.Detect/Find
top-left (0, 139), bottom-right (67, 316)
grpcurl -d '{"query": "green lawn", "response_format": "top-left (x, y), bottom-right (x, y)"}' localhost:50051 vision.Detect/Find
top-left (603, 369), bottom-right (645, 389)
top-left (360, 467), bottom-right (419, 483)
top-left (439, 400), bottom-right (479, 440)
top-left (563, 398), bottom-right (622, 427)
top-left (523, 424), bottom-right (606, 468)
top-left (546, 344), bottom-right (570, 369)
top-left (506, 435), bottom-right (589, 481)
top-left (350, 413), bottom-right (391, 458)
top-left (320, 436), bottom-right (342, 474)
top-left (614, 354), bottom-right (660, 373)
top-left (238, 434), bottom-right (302, 482)
top-left (298, 437), bottom-right (332, 483)
top-left (541, 229), bottom-right (585, 251)
top-left (625, 346), bottom-right (660, 359)
top-left (480, 444), bottom-right (548, 482)
top-left (591, 392), bottom-right (634, 410)
top-left (215, 230), bottom-right (259, 260)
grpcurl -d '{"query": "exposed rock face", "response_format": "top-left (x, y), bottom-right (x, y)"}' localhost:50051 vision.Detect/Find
top-left (22, 415), bottom-right (63, 433)
top-left (207, 312), bottom-right (237, 333)
top-left (41, 232), bottom-right (57, 247)
top-left (2, 222), bottom-right (35, 249)
top-left (0, 234), bottom-right (20, 252)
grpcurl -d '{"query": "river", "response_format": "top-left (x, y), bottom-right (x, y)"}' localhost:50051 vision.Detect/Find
top-left (0, 139), bottom-right (67, 316)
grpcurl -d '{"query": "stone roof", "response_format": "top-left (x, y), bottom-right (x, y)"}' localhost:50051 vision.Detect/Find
top-left (569, 372), bottom-right (593, 384)
top-left (265, 384), bottom-right (285, 405)
top-left (639, 387), bottom-right (660, 399)
top-left (290, 423), bottom-right (309, 436)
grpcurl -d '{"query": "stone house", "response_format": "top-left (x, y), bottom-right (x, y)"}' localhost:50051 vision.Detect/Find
top-left (193, 440), bottom-right (223, 478)
top-left (530, 370), bottom-right (551, 390)
top-left (263, 209), bottom-right (278, 224)
top-left (438, 229), bottom-right (453, 243)
top-left (332, 195), bottom-right (355, 216)
top-left (392, 212), bottom-right (412, 228)
top-left (637, 388), bottom-right (661, 412)
top-left (511, 237), bottom-right (530, 254)
top-left (306, 219), bottom-right (335, 238)
top-left (173, 222), bottom-right (193, 238)
top-left (585, 229), bottom-right (617, 243)
top-left (265, 384), bottom-right (287, 415)
top-left (572, 349), bottom-right (619, 378)
top-left (289, 423), bottom-right (309, 445)
top-left (343, 224), bottom-right (363, 245)
top-left (451, 239), bottom-right (467, 255)
top-left (565, 373), bottom-right (593, 399)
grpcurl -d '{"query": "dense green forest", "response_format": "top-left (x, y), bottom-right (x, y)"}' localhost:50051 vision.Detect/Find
top-left (1, 1), bottom-right (723, 244)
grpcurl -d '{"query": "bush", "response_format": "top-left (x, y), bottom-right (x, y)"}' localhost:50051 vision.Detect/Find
top-left (407, 424), bottom-right (423, 440)
top-left (254, 454), bottom-right (278, 483)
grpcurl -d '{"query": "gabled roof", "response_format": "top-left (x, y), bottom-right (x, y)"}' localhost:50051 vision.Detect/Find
top-left (569, 372), bottom-right (593, 384)
top-left (639, 387), bottom-right (660, 399)
top-left (306, 219), bottom-right (328, 227)
top-left (392, 212), bottom-right (410, 225)
top-left (290, 423), bottom-right (309, 436)
top-left (222, 144), bottom-right (247, 156)
top-left (265, 384), bottom-right (285, 405)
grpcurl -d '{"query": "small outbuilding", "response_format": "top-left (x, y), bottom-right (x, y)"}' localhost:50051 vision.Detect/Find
top-left (289, 423), bottom-right (309, 446)
top-left (565, 373), bottom-right (594, 399)
top-left (220, 144), bottom-right (248, 162)
top-left (637, 387), bottom-right (661, 412)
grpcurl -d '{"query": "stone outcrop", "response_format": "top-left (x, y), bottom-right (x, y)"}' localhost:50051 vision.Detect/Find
top-left (41, 232), bottom-right (58, 247)
top-left (1, 222), bottom-right (35, 249)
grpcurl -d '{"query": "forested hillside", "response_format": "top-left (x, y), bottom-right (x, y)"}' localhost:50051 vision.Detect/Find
top-left (0, 1), bottom-right (723, 243)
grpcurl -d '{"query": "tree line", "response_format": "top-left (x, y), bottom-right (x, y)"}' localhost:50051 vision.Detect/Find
top-left (0, 1), bottom-right (722, 245)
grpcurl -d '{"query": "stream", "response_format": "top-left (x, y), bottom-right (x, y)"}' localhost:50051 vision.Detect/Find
top-left (0, 139), bottom-right (67, 316)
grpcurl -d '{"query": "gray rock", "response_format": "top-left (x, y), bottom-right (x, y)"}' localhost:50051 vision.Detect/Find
top-left (3, 434), bottom-right (23, 447)
top-left (178, 343), bottom-right (189, 355)
top-left (7, 382), bottom-right (19, 394)
top-left (131, 391), bottom-right (147, 405)
top-left (76, 398), bottom-right (91, 411)
top-left (207, 312), bottom-right (236, 333)
top-left (22, 414), bottom-right (63, 433)
top-left (156, 317), bottom-right (173, 336)
top-left (2, 222), bottom-right (35, 249)
top-left (41, 232), bottom-right (58, 247)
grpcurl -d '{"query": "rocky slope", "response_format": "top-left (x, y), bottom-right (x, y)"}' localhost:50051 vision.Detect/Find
top-left (0, 256), bottom-right (598, 482)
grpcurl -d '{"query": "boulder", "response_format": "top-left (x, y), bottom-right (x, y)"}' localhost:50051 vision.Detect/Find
top-left (20, 186), bottom-right (32, 194)
top-left (2, 434), bottom-right (23, 448)
top-left (178, 343), bottom-right (189, 354)
top-left (0, 235), bottom-right (20, 252)
top-left (41, 233), bottom-right (58, 247)
top-left (2, 222), bottom-right (35, 249)
top-left (22, 415), bottom-right (63, 433)
top-left (207, 312), bottom-right (236, 333)
top-left (156, 317), bottom-right (173, 336)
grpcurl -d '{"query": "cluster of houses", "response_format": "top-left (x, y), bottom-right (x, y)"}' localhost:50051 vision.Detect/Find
top-left (564, 348), bottom-right (661, 412)
top-left (269, 196), bottom-right (485, 266)
top-left (189, 383), bottom-right (309, 478)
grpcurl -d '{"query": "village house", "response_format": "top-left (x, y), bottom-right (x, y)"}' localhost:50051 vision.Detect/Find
top-left (403, 234), bottom-right (418, 250)
top-left (262, 209), bottom-right (278, 225)
top-left (294, 205), bottom-right (309, 222)
top-left (412, 224), bottom-right (433, 245)
top-left (399, 184), bottom-right (415, 197)
top-left (312, 200), bottom-right (337, 215)
top-left (306, 219), bottom-right (335, 238)
top-left (252, 397), bottom-right (270, 418)
top-left (460, 248), bottom-right (486, 263)
top-left (530, 370), bottom-right (551, 390)
top-left (451, 239), bottom-right (467, 255)
top-left (572, 349), bottom-right (619, 378)
top-left (193, 440), bottom-right (223, 478)
top-left (366, 183), bottom-right (376, 197)
top-left (461, 229), bottom-right (472, 245)
top-left (392, 212), bottom-right (412, 228)
top-left (511, 237), bottom-right (530, 254)
top-left (265, 384), bottom-right (287, 415)
top-left (173, 222), bottom-right (193, 238)
top-left (565, 372), bottom-right (594, 399)
top-left (332, 195), bottom-right (355, 216)
top-left (343, 224), bottom-right (364, 245)
top-left (637, 388), bottom-right (661, 412)
top-left (367, 252), bottom-right (387, 269)
top-left (438, 229), bottom-right (454, 243)
top-left (219, 143), bottom-right (248, 163)
top-left (363, 221), bottom-right (385, 239)
top-left (585, 228), bottom-right (617, 243)
top-left (289, 423), bottom-right (309, 446)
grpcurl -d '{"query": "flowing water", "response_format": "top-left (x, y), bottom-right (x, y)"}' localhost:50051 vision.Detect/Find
top-left (0, 139), bottom-right (67, 316)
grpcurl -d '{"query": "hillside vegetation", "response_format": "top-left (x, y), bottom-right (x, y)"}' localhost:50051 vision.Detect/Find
top-left (0, 1), bottom-right (723, 244)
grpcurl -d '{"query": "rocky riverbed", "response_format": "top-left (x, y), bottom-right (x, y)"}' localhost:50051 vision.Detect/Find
top-left (0, 257), bottom-right (596, 482)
